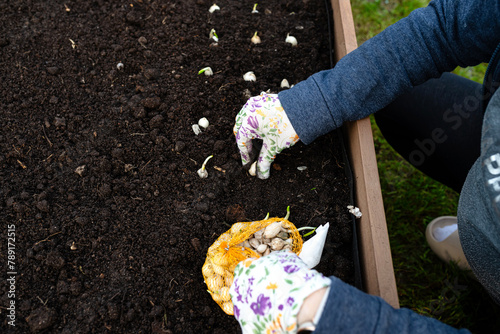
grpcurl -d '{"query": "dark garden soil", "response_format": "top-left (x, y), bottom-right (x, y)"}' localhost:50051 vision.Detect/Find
top-left (0, 0), bottom-right (355, 333)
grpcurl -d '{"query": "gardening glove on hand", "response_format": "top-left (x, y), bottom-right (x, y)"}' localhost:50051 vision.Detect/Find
top-left (230, 251), bottom-right (331, 334)
top-left (233, 92), bottom-right (300, 179)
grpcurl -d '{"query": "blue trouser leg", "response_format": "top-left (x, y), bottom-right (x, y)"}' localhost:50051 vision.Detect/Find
top-left (374, 72), bottom-right (484, 192)
top-left (376, 73), bottom-right (500, 305)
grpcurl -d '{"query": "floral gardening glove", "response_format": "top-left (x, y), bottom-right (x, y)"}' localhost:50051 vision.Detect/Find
top-left (230, 251), bottom-right (331, 334)
top-left (233, 92), bottom-right (300, 179)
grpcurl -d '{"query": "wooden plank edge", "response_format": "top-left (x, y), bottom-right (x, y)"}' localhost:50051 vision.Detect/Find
top-left (330, 0), bottom-right (400, 308)
top-left (346, 119), bottom-right (400, 308)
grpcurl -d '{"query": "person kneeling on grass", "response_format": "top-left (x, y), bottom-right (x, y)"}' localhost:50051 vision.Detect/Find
top-left (232, 0), bottom-right (500, 331)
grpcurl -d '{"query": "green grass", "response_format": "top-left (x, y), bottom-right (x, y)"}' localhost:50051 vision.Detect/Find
top-left (350, 0), bottom-right (500, 332)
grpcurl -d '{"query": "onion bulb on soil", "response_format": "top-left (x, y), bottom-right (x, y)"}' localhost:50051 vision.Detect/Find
top-left (198, 67), bottom-right (213, 76)
top-left (209, 29), bottom-right (219, 42)
top-left (243, 71), bottom-right (257, 82)
top-left (209, 4), bottom-right (220, 13)
top-left (75, 165), bottom-right (86, 176)
top-left (248, 161), bottom-right (257, 176)
top-left (192, 124), bottom-right (201, 135)
top-left (198, 117), bottom-right (209, 128)
top-left (251, 31), bottom-right (261, 44)
top-left (198, 155), bottom-right (213, 178)
top-left (285, 33), bottom-right (298, 46)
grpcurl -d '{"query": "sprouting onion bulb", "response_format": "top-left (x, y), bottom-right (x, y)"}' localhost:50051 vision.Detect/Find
top-left (251, 31), bottom-right (261, 44)
top-left (198, 155), bottom-right (213, 178)
top-left (198, 117), bottom-right (209, 128)
top-left (243, 71), bottom-right (256, 82)
top-left (252, 3), bottom-right (258, 13)
top-left (209, 4), bottom-right (220, 13)
top-left (281, 79), bottom-right (290, 88)
top-left (209, 29), bottom-right (219, 42)
top-left (285, 33), bottom-right (298, 46)
top-left (198, 67), bottom-right (213, 76)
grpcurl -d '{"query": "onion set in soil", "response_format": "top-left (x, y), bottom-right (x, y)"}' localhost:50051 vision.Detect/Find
top-left (197, 155), bottom-right (213, 178)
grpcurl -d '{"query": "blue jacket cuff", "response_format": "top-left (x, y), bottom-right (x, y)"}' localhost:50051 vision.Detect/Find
top-left (278, 74), bottom-right (339, 145)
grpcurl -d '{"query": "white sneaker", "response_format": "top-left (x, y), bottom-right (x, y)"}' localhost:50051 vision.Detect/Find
top-left (425, 216), bottom-right (471, 270)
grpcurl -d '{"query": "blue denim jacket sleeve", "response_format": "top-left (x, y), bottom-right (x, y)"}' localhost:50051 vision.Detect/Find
top-left (278, 0), bottom-right (500, 144)
top-left (315, 277), bottom-right (470, 333)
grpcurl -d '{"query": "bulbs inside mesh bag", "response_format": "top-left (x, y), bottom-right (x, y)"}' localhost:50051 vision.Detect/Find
top-left (202, 216), bottom-right (303, 315)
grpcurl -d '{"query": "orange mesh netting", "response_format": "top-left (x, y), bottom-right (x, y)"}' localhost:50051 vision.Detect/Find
top-left (202, 217), bottom-right (303, 315)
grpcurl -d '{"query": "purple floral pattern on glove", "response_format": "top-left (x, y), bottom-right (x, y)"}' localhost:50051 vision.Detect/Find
top-left (233, 92), bottom-right (300, 179)
top-left (247, 115), bottom-right (259, 130)
top-left (284, 264), bottom-right (300, 274)
top-left (234, 305), bottom-right (241, 320)
top-left (229, 251), bottom-right (331, 334)
top-left (251, 294), bottom-right (272, 316)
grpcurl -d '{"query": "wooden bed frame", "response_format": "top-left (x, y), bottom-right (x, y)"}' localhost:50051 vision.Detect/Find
top-left (331, 0), bottom-right (400, 308)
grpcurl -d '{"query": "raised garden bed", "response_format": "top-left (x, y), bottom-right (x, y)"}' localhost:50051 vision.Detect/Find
top-left (0, 0), bottom-right (396, 333)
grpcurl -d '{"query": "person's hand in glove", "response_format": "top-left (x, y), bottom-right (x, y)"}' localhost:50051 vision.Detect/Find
top-left (233, 92), bottom-right (300, 179)
top-left (230, 251), bottom-right (331, 333)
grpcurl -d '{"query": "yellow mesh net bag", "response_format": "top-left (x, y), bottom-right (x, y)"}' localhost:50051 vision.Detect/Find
top-left (202, 216), bottom-right (303, 315)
